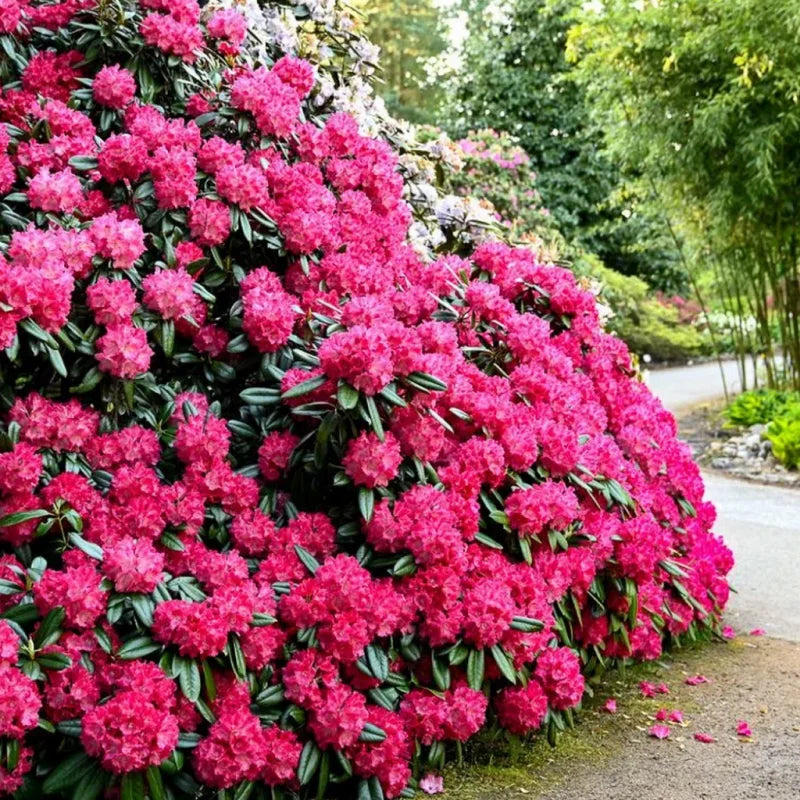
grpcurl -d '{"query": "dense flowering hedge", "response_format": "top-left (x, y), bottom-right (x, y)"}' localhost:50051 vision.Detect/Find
top-left (0, 1), bottom-right (733, 799)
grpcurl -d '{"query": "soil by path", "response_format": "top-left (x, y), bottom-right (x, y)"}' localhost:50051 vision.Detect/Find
top-left (444, 636), bottom-right (800, 800)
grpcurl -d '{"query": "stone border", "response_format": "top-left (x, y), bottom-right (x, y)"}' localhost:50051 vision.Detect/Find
top-left (676, 400), bottom-right (800, 488)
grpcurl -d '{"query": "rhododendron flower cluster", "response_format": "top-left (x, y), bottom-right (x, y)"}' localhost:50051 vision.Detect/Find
top-left (0, 2), bottom-right (732, 799)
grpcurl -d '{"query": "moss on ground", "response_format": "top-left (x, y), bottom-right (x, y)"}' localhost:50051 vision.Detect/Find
top-left (442, 639), bottom-right (739, 799)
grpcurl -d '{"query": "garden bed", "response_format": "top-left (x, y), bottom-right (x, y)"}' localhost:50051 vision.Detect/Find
top-left (678, 400), bottom-right (800, 488)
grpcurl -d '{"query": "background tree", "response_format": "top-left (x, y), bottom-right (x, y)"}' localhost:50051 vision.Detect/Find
top-left (356, 0), bottom-right (449, 124)
top-left (447, 0), bottom-right (685, 293)
top-left (570, 0), bottom-right (800, 387)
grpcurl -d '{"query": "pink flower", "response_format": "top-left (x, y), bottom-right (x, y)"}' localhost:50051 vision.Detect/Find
top-left (260, 726), bottom-right (302, 786)
top-left (535, 647), bottom-right (584, 711)
top-left (694, 732), bottom-right (716, 743)
top-left (258, 430), bottom-right (299, 482)
top-left (90, 212), bottom-right (146, 269)
top-left (309, 683), bottom-right (368, 750)
top-left (318, 326), bottom-right (395, 396)
top-left (192, 707), bottom-right (267, 788)
top-left (736, 720), bottom-right (752, 737)
top-left (494, 681), bottom-right (548, 734)
top-left (81, 691), bottom-right (178, 773)
top-left (639, 681), bottom-right (657, 698)
top-left (602, 698), bottom-right (617, 714)
top-left (685, 675), bottom-right (710, 686)
top-left (648, 724), bottom-right (671, 740)
top-left (749, 628), bottom-right (766, 636)
top-left (206, 8), bottom-right (247, 49)
top-left (95, 324), bottom-right (153, 379)
top-left (420, 774), bottom-right (445, 795)
top-left (27, 167), bottom-right (83, 212)
top-left (668, 710), bottom-right (684, 724)
top-left (343, 431), bottom-right (403, 489)
top-left (86, 278), bottom-right (137, 326)
top-left (189, 198), bottom-right (231, 246)
top-left (655, 682), bottom-right (670, 695)
top-left (722, 625), bottom-right (736, 639)
top-left (103, 537), bottom-right (165, 593)
top-left (0, 666), bottom-right (41, 737)
top-left (504, 481), bottom-right (579, 539)
top-left (93, 64), bottom-right (136, 109)
top-left (150, 146), bottom-right (198, 209)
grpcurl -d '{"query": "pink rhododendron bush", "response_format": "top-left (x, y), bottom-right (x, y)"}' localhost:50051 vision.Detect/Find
top-left (0, 1), bottom-right (733, 798)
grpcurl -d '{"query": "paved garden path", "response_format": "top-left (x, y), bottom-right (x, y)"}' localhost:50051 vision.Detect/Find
top-left (646, 360), bottom-right (800, 641)
top-left (448, 361), bottom-right (800, 800)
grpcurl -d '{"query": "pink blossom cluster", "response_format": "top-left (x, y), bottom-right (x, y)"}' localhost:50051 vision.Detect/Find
top-left (0, 3), bottom-right (733, 799)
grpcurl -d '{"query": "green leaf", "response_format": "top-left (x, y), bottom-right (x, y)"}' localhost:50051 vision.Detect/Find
top-left (68, 533), bottom-right (103, 560)
top-left (431, 651), bottom-right (450, 691)
top-left (281, 374), bottom-right (327, 400)
top-left (42, 753), bottom-right (94, 794)
top-left (47, 346), bottom-right (67, 378)
top-left (131, 593), bottom-right (155, 628)
top-left (0, 509), bottom-right (49, 527)
top-left (177, 732), bottom-right (201, 749)
top-left (379, 384), bottom-right (407, 407)
top-left (177, 657), bottom-right (201, 702)
top-left (337, 382), bottom-right (360, 410)
top-left (2, 601), bottom-right (39, 625)
top-left (364, 395), bottom-right (385, 440)
top-left (365, 644), bottom-right (389, 682)
top-left (117, 635), bottom-right (160, 660)
top-left (33, 607), bottom-right (64, 648)
top-left (297, 741), bottom-right (322, 786)
top-left (467, 648), bottom-right (485, 690)
top-left (294, 545), bottom-right (320, 575)
top-left (36, 652), bottom-right (72, 670)
top-left (490, 644), bottom-right (517, 684)
top-left (0, 579), bottom-right (23, 596)
top-left (159, 531), bottom-right (185, 552)
top-left (71, 765), bottom-right (106, 800)
top-left (68, 155), bottom-right (99, 171)
top-left (120, 771), bottom-right (145, 800)
top-left (359, 722), bottom-right (387, 743)
top-left (358, 487), bottom-right (375, 522)
top-left (234, 779), bottom-right (256, 800)
top-left (239, 387), bottom-right (280, 405)
top-left (510, 616), bottom-right (545, 632)
top-left (160, 319), bottom-right (175, 357)
top-left (228, 633), bottom-right (246, 681)
top-left (71, 367), bottom-right (103, 394)
top-left (474, 532), bottom-right (504, 550)
top-left (145, 766), bottom-right (166, 800)
top-left (406, 371), bottom-right (447, 392)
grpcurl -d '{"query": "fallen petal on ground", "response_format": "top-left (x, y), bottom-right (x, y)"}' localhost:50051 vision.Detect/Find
top-left (648, 724), bottom-right (671, 740)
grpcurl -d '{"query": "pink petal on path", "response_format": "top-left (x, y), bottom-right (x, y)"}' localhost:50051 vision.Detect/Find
top-left (648, 724), bottom-right (671, 740)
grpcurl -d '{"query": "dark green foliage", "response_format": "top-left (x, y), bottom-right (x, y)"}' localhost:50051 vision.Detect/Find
top-left (448, 0), bottom-right (684, 293)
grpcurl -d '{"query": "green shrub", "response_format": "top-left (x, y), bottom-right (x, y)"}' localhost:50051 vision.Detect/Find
top-left (724, 390), bottom-right (800, 428)
top-left (766, 411), bottom-right (800, 469)
top-left (587, 258), bottom-right (710, 361)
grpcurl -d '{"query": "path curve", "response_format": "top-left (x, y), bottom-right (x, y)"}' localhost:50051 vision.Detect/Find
top-left (647, 361), bottom-right (800, 642)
